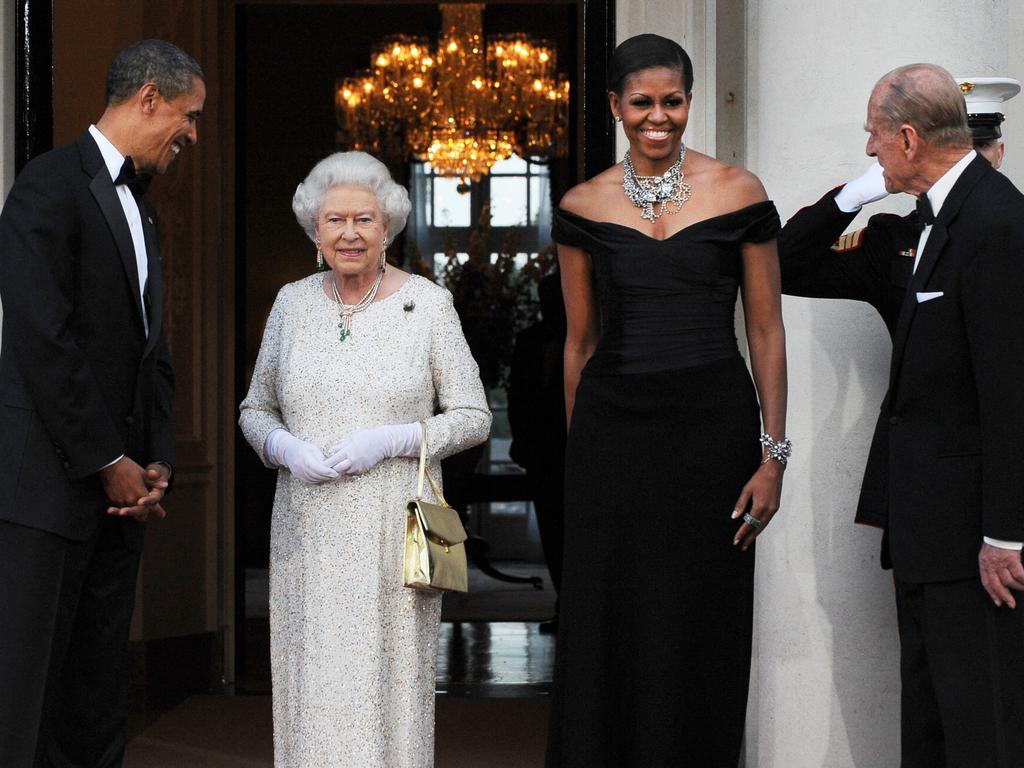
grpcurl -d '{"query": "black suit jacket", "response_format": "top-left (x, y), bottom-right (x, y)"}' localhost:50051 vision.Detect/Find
top-left (0, 131), bottom-right (175, 544)
top-left (781, 156), bottom-right (1024, 583)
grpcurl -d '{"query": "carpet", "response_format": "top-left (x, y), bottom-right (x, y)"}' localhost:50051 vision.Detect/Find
top-left (124, 695), bottom-right (550, 767)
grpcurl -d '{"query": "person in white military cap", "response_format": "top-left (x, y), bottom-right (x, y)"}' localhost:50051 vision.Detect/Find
top-left (958, 76), bottom-right (1021, 170)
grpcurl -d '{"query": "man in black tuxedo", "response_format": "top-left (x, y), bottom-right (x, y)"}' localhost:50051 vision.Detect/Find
top-left (0, 40), bottom-right (204, 767)
top-left (779, 78), bottom-right (1020, 337)
top-left (782, 64), bottom-right (1024, 767)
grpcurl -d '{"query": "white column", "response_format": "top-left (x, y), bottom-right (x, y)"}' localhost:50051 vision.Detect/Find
top-left (0, 0), bottom-right (13, 342)
top-left (1001, 4), bottom-right (1024, 186)
top-left (0, 2), bottom-right (12, 199)
top-left (615, 0), bottom-right (717, 158)
top-left (746, 1), bottom-right (1010, 766)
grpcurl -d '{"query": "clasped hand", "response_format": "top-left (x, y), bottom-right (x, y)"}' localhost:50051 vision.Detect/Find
top-left (101, 458), bottom-right (171, 521)
top-left (326, 423), bottom-right (421, 476)
top-left (267, 424), bottom-right (421, 484)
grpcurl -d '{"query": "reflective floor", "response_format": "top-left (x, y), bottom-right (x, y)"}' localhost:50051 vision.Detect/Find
top-left (437, 621), bottom-right (555, 697)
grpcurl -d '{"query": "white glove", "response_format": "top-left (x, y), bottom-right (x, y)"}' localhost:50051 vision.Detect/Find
top-left (834, 162), bottom-right (889, 213)
top-left (326, 422), bottom-right (423, 476)
top-left (264, 428), bottom-right (339, 484)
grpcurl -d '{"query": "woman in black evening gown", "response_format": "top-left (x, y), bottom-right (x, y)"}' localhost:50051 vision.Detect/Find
top-left (546, 35), bottom-right (788, 767)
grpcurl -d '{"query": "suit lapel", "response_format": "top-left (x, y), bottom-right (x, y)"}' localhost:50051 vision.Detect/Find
top-left (888, 154), bottom-right (990, 392)
top-left (81, 133), bottom-right (146, 332)
top-left (140, 205), bottom-right (163, 357)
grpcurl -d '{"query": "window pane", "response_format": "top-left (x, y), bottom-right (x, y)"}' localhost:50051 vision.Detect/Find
top-left (433, 178), bottom-right (471, 227)
top-left (424, 171), bottom-right (433, 227)
top-left (491, 153), bottom-right (528, 175)
top-left (490, 177), bottom-right (528, 226)
top-left (529, 176), bottom-right (551, 225)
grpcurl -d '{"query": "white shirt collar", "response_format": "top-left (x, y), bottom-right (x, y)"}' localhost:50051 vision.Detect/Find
top-left (926, 149), bottom-right (976, 220)
top-left (88, 124), bottom-right (127, 184)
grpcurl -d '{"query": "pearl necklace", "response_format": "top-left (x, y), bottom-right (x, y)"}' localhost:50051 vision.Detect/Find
top-left (329, 268), bottom-right (384, 343)
top-left (622, 144), bottom-right (692, 222)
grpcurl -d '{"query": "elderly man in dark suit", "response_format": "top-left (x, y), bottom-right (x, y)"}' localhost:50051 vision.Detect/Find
top-left (782, 64), bottom-right (1024, 767)
top-left (778, 77), bottom-right (1020, 338)
top-left (0, 39), bottom-right (204, 767)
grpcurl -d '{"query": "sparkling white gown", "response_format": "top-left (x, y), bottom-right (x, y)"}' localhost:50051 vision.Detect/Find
top-left (239, 273), bottom-right (491, 768)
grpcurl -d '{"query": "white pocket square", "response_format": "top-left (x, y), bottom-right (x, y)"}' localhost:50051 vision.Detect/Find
top-left (916, 291), bottom-right (944, 303)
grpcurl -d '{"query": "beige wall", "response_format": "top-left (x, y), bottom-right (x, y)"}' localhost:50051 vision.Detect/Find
top-left (1002, 3), bottom-right (1024, 186)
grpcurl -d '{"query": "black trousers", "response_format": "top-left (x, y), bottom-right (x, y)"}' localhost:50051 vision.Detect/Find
top-left (895, 576), bottom-right (1024, 768)
top-left (0, 516), bottom-right (142, 768)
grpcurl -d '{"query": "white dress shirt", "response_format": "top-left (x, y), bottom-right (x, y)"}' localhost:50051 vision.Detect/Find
top-left (912, 150), bottom-right (1021, 552)
top-left (911, 149), bottom-right (975, 274)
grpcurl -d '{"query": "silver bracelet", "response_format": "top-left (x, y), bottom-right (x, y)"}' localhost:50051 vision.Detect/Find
top-left (760, 432), bottom-right (792, 466)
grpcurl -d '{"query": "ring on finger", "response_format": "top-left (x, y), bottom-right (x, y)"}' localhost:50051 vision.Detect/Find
top-left (742, 512), bottom-right (764, 529)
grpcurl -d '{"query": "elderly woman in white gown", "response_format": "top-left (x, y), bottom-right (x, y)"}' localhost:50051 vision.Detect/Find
top-left (239, 151), bottom-right (491, 768)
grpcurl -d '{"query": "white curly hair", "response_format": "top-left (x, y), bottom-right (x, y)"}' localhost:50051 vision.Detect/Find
top-left (291, 151), bottom-right (412, 242)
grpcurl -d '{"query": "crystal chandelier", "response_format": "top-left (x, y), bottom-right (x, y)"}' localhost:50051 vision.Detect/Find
top-left (335, 3), bottom-right (570, 182)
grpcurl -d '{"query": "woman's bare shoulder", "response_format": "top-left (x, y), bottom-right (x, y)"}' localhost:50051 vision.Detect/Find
top-left (558, 166), bottom-right (624, 219)
top-left (706, 160), bottom-right (768, 206)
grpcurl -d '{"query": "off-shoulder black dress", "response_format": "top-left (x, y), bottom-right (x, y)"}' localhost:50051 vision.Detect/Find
top-left (546, 202), bottom-right (781, 767)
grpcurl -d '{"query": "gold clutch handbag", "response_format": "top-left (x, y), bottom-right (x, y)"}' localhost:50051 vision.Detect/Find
top-left (403, 428), bottom-right (469, 593)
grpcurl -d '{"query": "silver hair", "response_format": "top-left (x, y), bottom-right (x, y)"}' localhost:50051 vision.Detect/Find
top-left (292, 151), bottom-right (412, 242)
top-left (874, 64), bottom-right (971, 149)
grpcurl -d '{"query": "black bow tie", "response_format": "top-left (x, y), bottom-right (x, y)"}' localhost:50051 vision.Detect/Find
top-left (113, 156), bottom-right (151, 198)
top-left (916, 194), bottom-right (935, 226)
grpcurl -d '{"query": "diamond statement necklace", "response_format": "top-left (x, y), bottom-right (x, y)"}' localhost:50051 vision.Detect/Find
top-left (622, 144), bottom-right (692, 222)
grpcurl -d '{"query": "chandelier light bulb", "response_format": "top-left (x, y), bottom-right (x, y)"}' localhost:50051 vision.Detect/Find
top-left (335, 3), bottom-right (569, 179)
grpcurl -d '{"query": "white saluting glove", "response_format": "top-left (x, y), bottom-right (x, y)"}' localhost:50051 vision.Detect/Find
top-left (264, 428), bottom-right (339, 484)
top-left (834, 162), bottom-right (890, 213)
top-left (326, 422), bottom-right (423, 476)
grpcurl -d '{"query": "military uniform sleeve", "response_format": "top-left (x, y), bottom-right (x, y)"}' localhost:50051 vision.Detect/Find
top-left (778, 188), bottom-right (897, 310)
